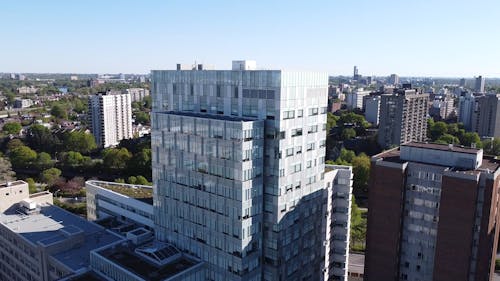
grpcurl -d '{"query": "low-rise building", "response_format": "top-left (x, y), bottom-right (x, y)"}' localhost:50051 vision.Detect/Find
top-left (0, 181), bottom-right (123, 281)
top-left (126, 88), bottom-right (150, 102)
top-left (14, 98), bottom-right (34, 108)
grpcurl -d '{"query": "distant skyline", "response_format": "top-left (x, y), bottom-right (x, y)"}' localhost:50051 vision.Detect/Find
top-left (1, 0), bottom-right (499, 77)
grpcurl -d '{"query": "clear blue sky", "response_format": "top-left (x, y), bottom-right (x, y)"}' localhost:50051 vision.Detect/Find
top-left (1, 0), bottom-right (499, 77)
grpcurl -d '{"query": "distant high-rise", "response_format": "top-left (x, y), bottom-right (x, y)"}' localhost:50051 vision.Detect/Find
top-left (365, 142), bottom-right (500, 281)
top-left (88, 91), bottom-right (133, 147)
top-left (457, 91), bottom-right (479, 130)
top-left (389, 74), bottom-right (399, 85)
top-left (151, 61), bottom-right (353, 281)
top-left (377, 89), bottom-right (429, 148)
top-left (364, 96), bottom-right (381, 126)
top-left (475, 75), bottom-right (485, 93)
top-left (472, 94), bottom-right (500, 137)
top-left (353, 65), bottom-right (359, 80)
top-left (459, 78), bottom-right (466, 87)
top-left (346, 89), bottom-right (370, 110)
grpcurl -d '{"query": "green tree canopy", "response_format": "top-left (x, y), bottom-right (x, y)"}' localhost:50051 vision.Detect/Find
top-left (127, 176), bottom-right (137, 184)
top-left (103, 148), bottom-right (132, 170)
top-left (483, 138), bottom-right (500, 156)
top-left (135, 111), bottom-right (150, 125)
top-left (35, 152), bottom-right (53, 170)
top-left (6, 139), bottom-right (25, 151)
top-left (127, 148), bottom-right (152, 178)
top-left (63, 131), bottom-right (96, 154)
top-left (2, 122), bottom-right (22, 135)
top-left (60, 151), bottom-right (84, 166)
top-left (9, 145), bottom-right (37, 168)
top-left (326, 112), bottom-right (339, 133)
top-left (25, 177), bottom-right (37, 193)
top-left (50, 104), bottom-right (68, 119)
top-left (0, 157), bottom-right (16, 182)
top-left (135, 175), bottom-right (150, 185)
top-left (341, 128), bottom-right (356, 140)
top-left (429, 121), bottom-right (448, 141)
top-left (40, 168), bottom-right (62, 186)
top-left (26, 124), bottom-right (59, 153)
top-left (352, 153), bottom-right (371, 191)
top-left (436, 134), bottom-right (460, 145)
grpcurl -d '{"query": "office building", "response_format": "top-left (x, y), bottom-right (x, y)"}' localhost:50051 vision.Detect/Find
top-left (346, 90), bottom-right (370, 110)
top-left (151, 61), bottom-right (352, 281)
top-left (389, 74), bottom-right (399, 85)
top-left (377, 89), bottom-right (429, 148)
top-left (364, 96), bottom-right (380, 126)
top-left (0, 180), bottom-right (123, 281)
top-left (88, 91), bottom-right (133, 147)
top-left (472, 94), bottom-right (500, 137)
top-left (457, 91), bottom-right (479, 130)
top-left (126, 88), bottom-right (150, 102)
top-left (475, 75), bottom-right (485, 93)
top-left (365, 142), bottom-right (500, 281)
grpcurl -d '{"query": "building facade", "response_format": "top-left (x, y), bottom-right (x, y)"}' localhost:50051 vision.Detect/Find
top-left (457, 91), bottom-right (479, 130)
top-left (126, 88), bottom-right (150, 102)
top-left (365, 142), bottom-right (500, 281)
top-left (151, 62), bottom-right (351, 281)
top-left (88, 91), bottom-right (133, 147)
top-left (475, 75), bottom-right (485, 93)
top-left (472, 94), bottom-right (500, 138)
top-left (345, 90), bottom-right (370, 110)
top-left (377, 89), bottom-right (429, 148)
top-left (364, 96), bottom-right (380, 126)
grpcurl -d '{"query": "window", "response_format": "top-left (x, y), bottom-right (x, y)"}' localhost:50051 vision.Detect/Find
top-left (320, 106), bottom-right (328, 114)
top-left (306, 142), bottom-right (315, 151)
top-left (286, 148), bottom-right (294, 156)
top-left (319, 140), bottom-right (326, 148)
top-left (234, 87), bottom-right (239, 98)
top-left (308, 125), bottom-right (318, 134)
top-left (278, 131), bottom-right (286, 139)
top-left (297, 109), bottom-right (303, 118)
top-left (217, 85), bottom-right (222, 97)
top-left (283, 110), bottom-right (295, 120)
top-left (291, 128), bottom-right (303, 137)
top-left (296, 146), bottom-right (302, 154)
top-left (306, 160), bottom-right (312, 168)
top-left (292, 163), bottom-right (302, 173)
top-left (308, 108), bottom-right (318, 116)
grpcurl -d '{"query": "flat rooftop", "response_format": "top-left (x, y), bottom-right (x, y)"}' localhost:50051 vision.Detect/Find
top-left (349, 253), bottom-right (365, 275)
top-left (97, 243), bottom-right (202, 281)
top-left (88, 180), bottom-right (153, 205)
top-left (0, 180), bottom-right (26, 189)
top-left (402, 142), bottom-right (480, 155)
top-left (0, 204), bottom-right (122, 271)
top-left (157, 111), bottom-right (259, 122)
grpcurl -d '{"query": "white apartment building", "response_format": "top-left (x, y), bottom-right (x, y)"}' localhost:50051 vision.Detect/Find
top-left (88, 91), bottom-right (133, 147)
top-left (126, 88), bottom-right (150, 102)
top-left (151, 61), bottom-right (352, 281)
top-left (346, 90), bottom-right (370, 110)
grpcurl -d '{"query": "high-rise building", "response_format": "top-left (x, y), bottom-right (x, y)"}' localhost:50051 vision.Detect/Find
top-left (475, 75), bottom-right (485, 93)
top-left (346, 90), bottom-right (370, 110)
top-left (126, 88), bottom-right (150, 102)
top-left (389, 74), bottom-right (399, 85)
top-left (365, 142), bottom-right (500, 281)
top-left (150, 61), bottom-right (352, 281)
top-left (457, 91), bottom-right (479, 130)
top-left (364, 96), bottom-right (381, 126)
top-left (377, 89), bottom-right (429, 148)
top-left (429, 95), bottom-right (455, 120)
top-left (353, 66), bottom-right (359, 80)
top-left (472, 94), bottom-right (500, 137)
top-left (459, 78), bottom-right (466, 87)
top-left (88, 91), bottom-right (133, 147)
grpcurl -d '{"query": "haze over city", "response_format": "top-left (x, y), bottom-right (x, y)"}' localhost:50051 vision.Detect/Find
top-left (1, 0), bottom-right (500, 77)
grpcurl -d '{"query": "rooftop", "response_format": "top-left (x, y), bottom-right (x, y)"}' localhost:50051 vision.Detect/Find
top-left (402, 142), bottom-right (480, 155)
top-left (87, 180), bottom-right (153, 205)
top-left (0, 204), bottom-right (122, 271)
top-left (0, 180), bottom-right (26, 189)
top-left (97, 242), bottom-right (202, 281)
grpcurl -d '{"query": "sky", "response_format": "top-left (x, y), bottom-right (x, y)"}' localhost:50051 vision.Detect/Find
top-left (1, 0), bottom-right (499, 77)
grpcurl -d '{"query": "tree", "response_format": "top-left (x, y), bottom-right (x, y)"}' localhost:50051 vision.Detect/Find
top-left (50, 104), bottom-right (68, 119)
top-left (25, 177), bottom-right (37, 193)
top-left (335, 148), bottom-right (356, 164)
top-left (326, 112), bottom-right (339, 133)
top-left (350, 196), bottom-right (367, 251)
top-left (0, 157), bottom-right (15, 182)
top-left (26, 124), bottom-right (59, 153)
top-left (6, 139), bottom-right (24, 151)
top-left (483, 138), bottom-right (500, 156)
top-left (35, 152), bottom-right (53, 170)
top-left (352, 153), bottom-right (371, 191)
top-left (460, 132), bottom-right (482, 148)
top-left (115, 178), bottom-right (125, 183)
top-left (341, 128), bottom-right (356, 140)
top-left (135, 111), bottom-right (150, 125)
top-left (61, 151), bottom-right (84, 166)
top-left (40, 168), bottom-right (62, 186)
top-left (127, 148), bottom-right (152, 178)
top-left (2, 122), bottom-right (22, 135)
top-left (428, 121), bottom-right (448, 141)
top-left (136, 175), bottom-right (149, 185)
top-left (71, 98), bottom-right (87, 114)
top-left (9, 145), bottom-right (37, 168)
top-left (127, 176), bottom-right (137, 184)
top-left (64, 131), bottom-right (96, 154)
top-left (102, 148), bottom-right (132, 170)
top-left (436, 134), bottom-right (460, 145)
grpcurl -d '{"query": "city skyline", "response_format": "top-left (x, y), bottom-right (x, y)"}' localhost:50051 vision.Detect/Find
top-left (1, 0), bottom-right (499, 77)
